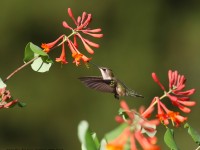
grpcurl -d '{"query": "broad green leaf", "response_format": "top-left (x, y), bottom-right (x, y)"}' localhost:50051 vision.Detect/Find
top-left (164, 128), bottom-right (179, 150)
top-left (24, 42), bottom-right (48, 63)
top-left (92, 133), bottom-right (100, 149)
top-left (31, 57), bottom-right (52, 73)
top-left (105, 123), bottom-right (128, 142)
top-left (18, 101), bottom-right (26, 107)
top-left (29, 42), bottom-right (47, 56)
top-left (0, 78), bottom-right (6, 88)
top-left (184, 123), bottom-right (200, 145)
top-left (24, 42), bottom-right (35, 62)
top-left (78, 120), bottom-right (98, 150)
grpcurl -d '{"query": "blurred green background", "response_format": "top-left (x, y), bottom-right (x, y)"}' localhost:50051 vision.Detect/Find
top-left (1, 0), bottom-right (200, 149)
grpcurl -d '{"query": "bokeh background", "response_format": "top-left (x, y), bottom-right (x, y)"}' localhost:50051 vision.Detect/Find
top-left (1, 0), bottom-right (200, 149)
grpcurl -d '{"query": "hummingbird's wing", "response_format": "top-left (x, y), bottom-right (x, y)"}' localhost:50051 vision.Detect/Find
top-left (78, 76), bottom-right (115, 93)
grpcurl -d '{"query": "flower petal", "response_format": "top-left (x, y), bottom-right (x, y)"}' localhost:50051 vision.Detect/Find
top-left (62, 21), bottom-right (73, 30)
top-left (152, 73), bottom-right (166, 91)
top-left (68, 8), bottom-right (77, 25)
top-left (77, 33), bottom-right (94, 54)
top-left (82, 31), bottom-right (103, 38)
top-left (83, 38), bottom-right (100, 48)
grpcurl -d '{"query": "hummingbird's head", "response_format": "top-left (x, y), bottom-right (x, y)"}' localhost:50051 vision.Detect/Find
top-left (99, 67), bottom-right (114, 80)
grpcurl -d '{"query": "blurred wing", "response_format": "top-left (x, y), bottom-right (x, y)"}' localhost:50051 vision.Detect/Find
top-left (78, 76), bottom-right (114, 93)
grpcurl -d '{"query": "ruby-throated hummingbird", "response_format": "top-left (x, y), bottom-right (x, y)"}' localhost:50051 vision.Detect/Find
top-left (78, 63), bottom-right (144, 99)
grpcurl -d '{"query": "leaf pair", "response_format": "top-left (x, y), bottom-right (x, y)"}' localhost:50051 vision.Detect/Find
top-left (78, 121), bottom-right (100, 150)
top-left (24, 42), bottom-right (53, 73)
top-left (164, 123), bottom-right (200, 150)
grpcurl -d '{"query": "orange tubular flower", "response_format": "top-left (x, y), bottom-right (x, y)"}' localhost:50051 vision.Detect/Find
top-left (72, 53), bottom-right (91, 66)
top-left (156, 98), bottom-right (187, 127)
top-left (107, 101), bottom-right (160, 150)
top-left (68, 38), bottom-right (91, 66)
top-left (62, 8), bottom-right (103, 55)
top-left (41, 35), bottom-right (65, 53)
top-left (152, 70), bottom-right (196, 113)
top-left (106, 144), bottom-right (123, 150)
top-left (41, 8), bottom-right (102, 66)
top-left (55, 43), bottom-right (68, 64)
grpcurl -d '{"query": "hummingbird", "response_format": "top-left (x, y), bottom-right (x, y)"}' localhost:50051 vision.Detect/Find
top-left (78, 63), bottom-right (144, 99)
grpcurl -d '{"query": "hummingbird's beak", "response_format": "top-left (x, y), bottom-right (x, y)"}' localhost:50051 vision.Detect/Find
top-left (88, 61), bottom-right (100, 69)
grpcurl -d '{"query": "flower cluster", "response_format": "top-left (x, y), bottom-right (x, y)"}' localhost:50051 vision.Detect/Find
top-left (41, 8), bottom-right (103, 66)
top-left (151, 70), bottom-right (196, 126)
top-left (0, 87), bottom-right (18, 109)
top-left (106, 101), bottom-right (160, 150)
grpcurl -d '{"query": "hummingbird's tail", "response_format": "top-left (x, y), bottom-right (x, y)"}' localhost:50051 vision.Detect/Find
top-left (127, 89), bottom-right (144, 98)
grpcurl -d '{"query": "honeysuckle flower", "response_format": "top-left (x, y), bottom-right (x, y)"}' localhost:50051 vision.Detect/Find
top-left (107, 100), bottom-right (160, 150)
top-left (152, 70), bottom-right (196, 113)
top-left (106, 144), bottom-right (123, 150)
top-left (41, 8), bottom-right (102, 66)
top-left (156, 97), bottom-right (187, 127)
top-left (0, 87), bottom-right (18, 109)
top-left (168, 70), bottom-right (195, 95)
top-left (62, 8), bottom-right (103, 55)
top-left (68, 38), bottom-right (91, 66)
top-left (72, 52), bottom-right (91, 66)
top-left (55, 43), bottom-right (68, 64)
top-left (41, 35), bottom-right (65, 53)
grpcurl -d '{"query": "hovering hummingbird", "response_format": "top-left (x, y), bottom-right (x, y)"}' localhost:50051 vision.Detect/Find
top-left (78, 63), bottom-right (144, 99)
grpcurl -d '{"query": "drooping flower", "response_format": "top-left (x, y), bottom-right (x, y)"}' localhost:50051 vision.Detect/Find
top-left (41, 8), bottom-right (103, 66)
top-left (106, 144), bottom-right (123, 150)
top-left (106, 100), bottom-right (160, 150)
top-left (68, 38), bottom-right (91, 66)
top-left (41, 35), bottom-right (65, 53)
top-left (55, 43), bottom-right (68, 64)
top-left (72, 53), bottom-right (91, 66)
top-left (0, 87), bottom-right (18, 109)
top-left (156, 98), bottom-right (187, 127)
top-left (152, 70), bottom-right (196, 113)
top-left (62, 8), bottom-right (103, 55)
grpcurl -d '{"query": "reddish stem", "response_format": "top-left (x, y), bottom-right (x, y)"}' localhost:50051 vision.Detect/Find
top-left (3, 56), bottom-right (39, 83)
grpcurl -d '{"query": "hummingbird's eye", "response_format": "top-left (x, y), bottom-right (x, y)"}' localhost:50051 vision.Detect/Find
top-left (102, 68), bottom-right (106, 71)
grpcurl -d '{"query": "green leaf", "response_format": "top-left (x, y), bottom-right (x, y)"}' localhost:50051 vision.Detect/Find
top-left (24, 42), bottom-right (48, 63)
top-left (18, 101), bottom-right (26, 107)
top-left (184, 123), bottom-right (200, 145)
top-left (0, 78), bottom-right (6, 88)
top-left (105, 123), bottom-right (128, 142)
top-left (92, 133), bottom-right (100, 149)
top-left (41, 56), bottom-right (54, 64)
top-left (29, 43), bottom-right (47, 56)
top-left (31, 57), bottom-right (52, 73)
top-left (78, 120), bottom-right (98, 150)
top-left (164, 128), bottom-right (179, 150)
top-left (24, 42), bottom-right (35, 62)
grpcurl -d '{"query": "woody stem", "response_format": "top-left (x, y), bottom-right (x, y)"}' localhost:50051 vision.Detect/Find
top-left (3, 56), bottom-right (39, 83)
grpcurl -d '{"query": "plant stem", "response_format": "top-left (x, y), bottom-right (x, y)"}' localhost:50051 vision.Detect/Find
top-left (3, 56), bottom-right (39, 83)
top-left (3, 32), bottom-right (76, 83)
